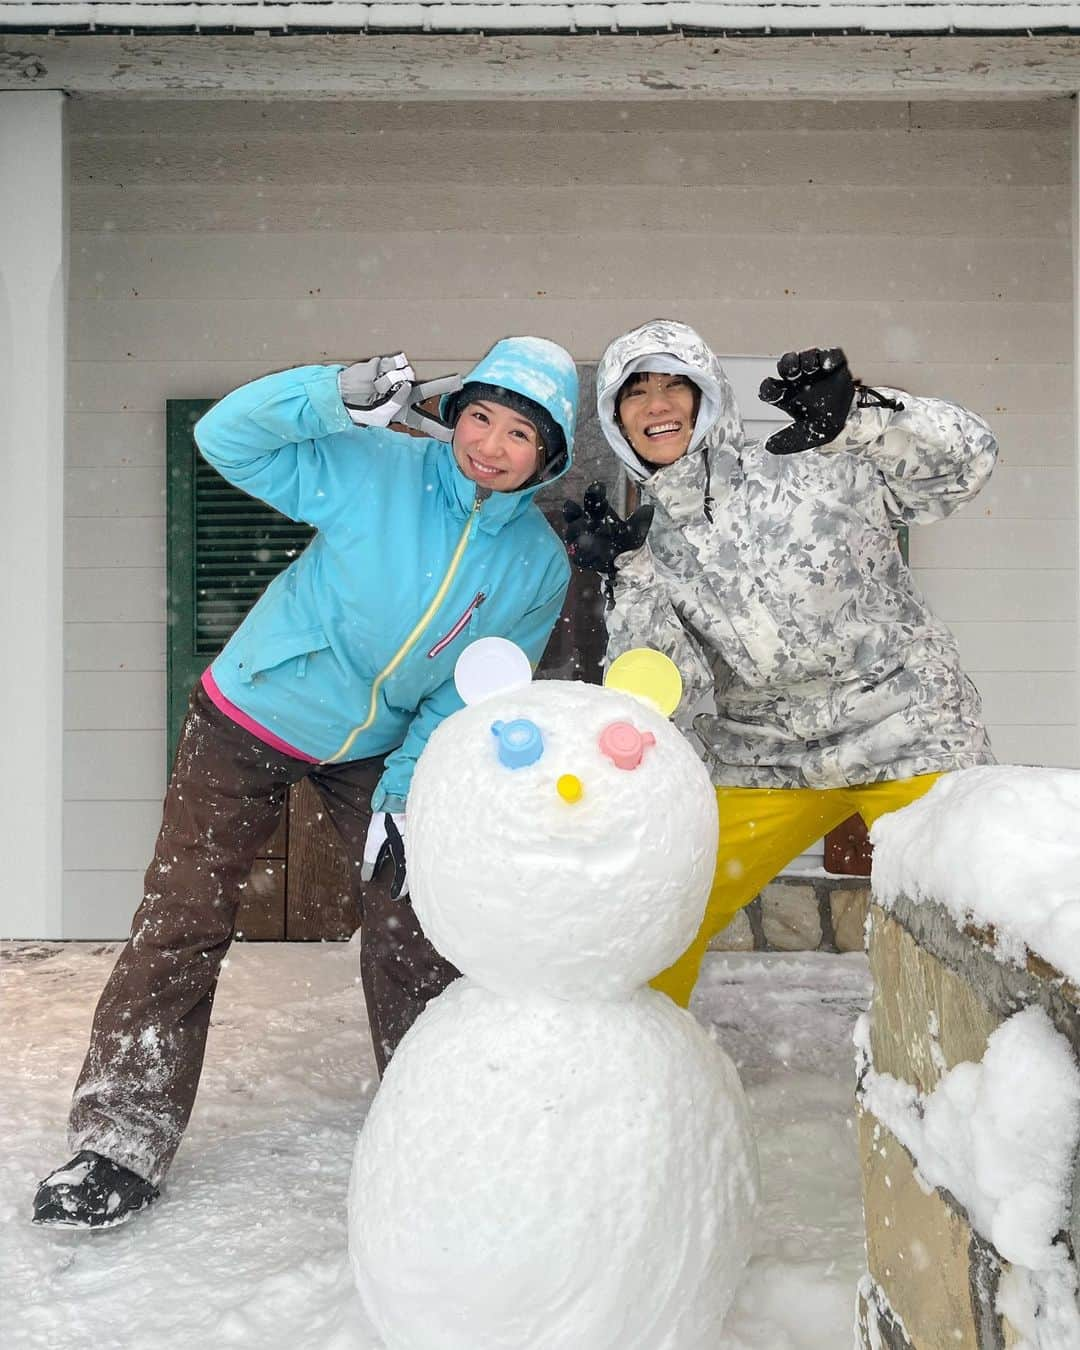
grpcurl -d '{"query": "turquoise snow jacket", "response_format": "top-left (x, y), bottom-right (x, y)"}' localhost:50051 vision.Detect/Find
top-left (195, 338), bottom-right (577, 811)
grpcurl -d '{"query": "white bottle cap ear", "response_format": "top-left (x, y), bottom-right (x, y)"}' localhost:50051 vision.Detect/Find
top-left (454, 638), bottom-right (533, 706)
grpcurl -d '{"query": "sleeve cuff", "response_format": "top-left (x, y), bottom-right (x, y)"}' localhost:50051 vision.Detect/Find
top-left (371, 785), bottom-right (407, 814)
top-left (306, 367), bottom-right (355, 435)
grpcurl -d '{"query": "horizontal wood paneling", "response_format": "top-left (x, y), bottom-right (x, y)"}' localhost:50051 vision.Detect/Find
top-left (912, 568), bottom-right (1076, 622)
top-left (72, 183), bottom-right (1071, 238)
top-left (64, 801), bottom-right (164, 870)
top-left (62, 95), bottom-right (1078, 935)
top-left (65, 466), bottom-right (165, 518)
top-left (969, 468), bottom-right (1077, 521)
top-left (65, 672), bottom-right (166, 731)
top-left (67, 411), bottom-right (166, 468)
top-left (70, 129), bottom-right (1070, 189)
top-left (67, 359), bottom-right (1074, 416)
top-left (909, 518), bottom-right (1077, 571)
top-left (975, 672), bottom-right (1078, 726)
top-left (75, 97), bottom-right (1069, 137)
top-left (72, 232), bottom-right (1071, 305)
top-left (65, 622), bottom-right (165, 672)
top-left (64, 730), bottom-right (165, 799)
top-left (986, 725), bottom-right (1080, 769)
top-left (65, 568), bottom-right (165, 623)
top-left (63, 871), bottom-right (145, 940)
top-left (991, 414), bottom-right (1074, 468)
top-left (950, 621), bottom-right (1076, 673)
top-left (67, 516), bottom-right (165, 567)
top-left (69, 298), bottom-right (1070, 366)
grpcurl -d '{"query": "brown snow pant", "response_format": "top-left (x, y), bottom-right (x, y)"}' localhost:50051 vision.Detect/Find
top-left (67, 683), bottom-right (459, 1186)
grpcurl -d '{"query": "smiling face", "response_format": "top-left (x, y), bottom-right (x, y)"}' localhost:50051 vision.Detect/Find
top-left (452, 400), bottom-right (541, 492)
top-left (615, 372), bottom-right (700, 468)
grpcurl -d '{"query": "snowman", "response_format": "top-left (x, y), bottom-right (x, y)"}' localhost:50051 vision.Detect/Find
top-left (348, 639), bottom-right (759, 1350)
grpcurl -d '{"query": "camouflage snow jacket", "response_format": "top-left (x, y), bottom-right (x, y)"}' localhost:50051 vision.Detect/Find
top-left (596, 320), bottom-right (998, 789)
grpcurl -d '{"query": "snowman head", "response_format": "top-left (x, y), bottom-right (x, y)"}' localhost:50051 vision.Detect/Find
top-left (405, 640), bottom-right (718, 1001)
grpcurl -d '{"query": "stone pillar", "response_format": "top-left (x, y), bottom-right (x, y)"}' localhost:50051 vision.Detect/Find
top-left (857, 897), bottom-right (1080, 1348)
top-left (1074, 96), bottom-right (1080, 732)
top-left (0, 92), bottom-right (67, 937)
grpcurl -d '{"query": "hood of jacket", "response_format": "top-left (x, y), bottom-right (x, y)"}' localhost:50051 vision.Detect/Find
top-left (440, 336), bottom-right (578, 506)
top-left (596, 319), bottom-right (745, 485)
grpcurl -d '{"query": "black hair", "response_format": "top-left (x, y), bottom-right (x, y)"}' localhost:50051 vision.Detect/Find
top-left (446, 381), bottom-right (567, 480)
top-left (615, 371), bottom-right (701, 422)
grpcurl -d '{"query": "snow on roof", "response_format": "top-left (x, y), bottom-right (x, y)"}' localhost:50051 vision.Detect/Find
top-left (1, 0), bottom-right (1077, 32)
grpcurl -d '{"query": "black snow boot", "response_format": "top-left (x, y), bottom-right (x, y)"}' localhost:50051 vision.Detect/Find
top-left (32, 1150), bottom-right (160, 1230)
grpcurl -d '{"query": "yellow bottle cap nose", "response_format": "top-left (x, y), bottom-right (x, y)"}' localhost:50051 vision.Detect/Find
top-left (557, 773), bottom-right (584, 804)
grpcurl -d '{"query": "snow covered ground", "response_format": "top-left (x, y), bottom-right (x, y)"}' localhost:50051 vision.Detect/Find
top-left (1, 941), bottom-right (870, 1350)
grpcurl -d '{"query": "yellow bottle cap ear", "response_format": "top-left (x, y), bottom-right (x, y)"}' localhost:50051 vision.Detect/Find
top-left (603, 649), bottom-right (682, 718)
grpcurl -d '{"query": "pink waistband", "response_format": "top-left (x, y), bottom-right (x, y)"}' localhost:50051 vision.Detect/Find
top-left (201, 670), bottom-right (320, 764)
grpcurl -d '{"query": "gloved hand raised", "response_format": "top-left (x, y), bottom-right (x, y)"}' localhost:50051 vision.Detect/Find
top-left (562, 481), bottom-right (654, 576)
top-left (361, 811), bottom-right (408, 900)
top-left (339, 353), bottom-right (416, 428)
top-left (758, 347), bottom-right (855, 455)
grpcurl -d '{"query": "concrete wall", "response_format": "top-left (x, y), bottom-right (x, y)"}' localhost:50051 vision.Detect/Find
top-left (63, 96), bottom-right (1077, 938)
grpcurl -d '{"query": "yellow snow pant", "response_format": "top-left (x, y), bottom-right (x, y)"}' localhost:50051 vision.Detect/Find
top-left (652, 774), bottom-right (942, 1007)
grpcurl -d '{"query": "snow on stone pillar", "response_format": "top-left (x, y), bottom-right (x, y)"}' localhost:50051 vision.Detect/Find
top-left (854, 767), bottom-right (1080, 1349)
top-left (0, 92), bottom-right (66, 937)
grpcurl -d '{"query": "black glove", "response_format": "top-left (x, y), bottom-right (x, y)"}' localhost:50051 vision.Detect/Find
top-left (562, 481), bottom-right (654, 576)
top-left (759, 347), bottom-right (856, 455)
top-left (361, 811), bottom-right (408, 900)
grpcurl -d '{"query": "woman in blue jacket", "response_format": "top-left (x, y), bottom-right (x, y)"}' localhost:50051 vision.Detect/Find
top-left (34, 336), bottom-right (578, 1230)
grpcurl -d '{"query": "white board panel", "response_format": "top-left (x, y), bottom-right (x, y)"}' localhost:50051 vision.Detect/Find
top-left (909, 518), bottom-right (1077, 570)
top-left (988, 725), bottom-right (1080, 769)
top-left (948, 621), bottom-right (1076, 672)
top-left (66, 516), bottom-right (165, 568)
top-left (974, 672), bottom-right (1078, 726)
top-left (70, 128), bottom-right (1070, 190)
top-left (913, 568), bottom-right (1076, 622)
top-left (64, 568), bottom-right (165, 623)
top-left (973, 468), bottom-right (1078, 522)
top-left (63, 870), bottom-right (143, 940)
top-left (64, 672), bottom-right (166, 731)
top-left (65, 621), bottom-right (166, 672)
top-left (69, 297), bottom-right (1071, 367)
top-left (64, 730), bottom-right (165, 799)
top-left (65, 466), bottom-right (165, 518)
top-left (67, 411), bottom-right (166, 469)
top-left (71, 231), bottom-right (1070, 306)
top-left (71, 182), bottom-right (1072, 241)
top-left (64, 801), bottom-right (163, 870)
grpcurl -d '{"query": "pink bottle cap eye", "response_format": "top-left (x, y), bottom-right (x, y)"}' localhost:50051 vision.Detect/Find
top-left (598, 721), bottom-right (656, 771)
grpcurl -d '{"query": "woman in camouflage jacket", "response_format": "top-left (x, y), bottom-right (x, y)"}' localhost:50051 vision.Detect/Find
top-left (566, 318), bottom-right (997, 1005)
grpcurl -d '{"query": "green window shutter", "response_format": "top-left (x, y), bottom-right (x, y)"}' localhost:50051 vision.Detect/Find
top-left (165, 399), bottom-right (315, 760)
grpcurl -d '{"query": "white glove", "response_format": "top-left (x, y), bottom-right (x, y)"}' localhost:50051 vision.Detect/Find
top-left (361, 811), bottom-right (408, 899)
top-left (339, 353), bottom-right (416, 428)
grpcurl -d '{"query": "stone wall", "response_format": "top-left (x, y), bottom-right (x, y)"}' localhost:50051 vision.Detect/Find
top-left (856, 896), bottom-right (1080, 1348)
top-left (708, 875), bottom-right (871, 954)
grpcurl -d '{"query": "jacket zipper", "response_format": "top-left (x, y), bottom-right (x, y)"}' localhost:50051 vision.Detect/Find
top-left (322, 500), bottom-right (481, 764)
top-left (427, 590), bottom-right (486, 659)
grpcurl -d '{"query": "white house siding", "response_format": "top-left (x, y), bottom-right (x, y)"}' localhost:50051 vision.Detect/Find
top-left (65, 95), bottom-right (1077, 938)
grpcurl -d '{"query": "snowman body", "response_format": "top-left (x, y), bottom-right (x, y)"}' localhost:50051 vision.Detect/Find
top-left (349, 677), bottom-right (759, 1350)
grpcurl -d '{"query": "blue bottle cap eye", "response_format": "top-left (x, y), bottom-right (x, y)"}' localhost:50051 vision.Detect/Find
top-left (490, 718), bottom-right (544, 769)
